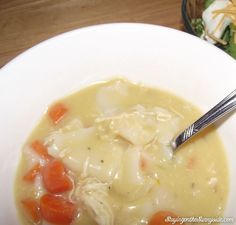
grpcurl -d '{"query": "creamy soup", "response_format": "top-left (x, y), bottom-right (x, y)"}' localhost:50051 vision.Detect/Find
top-left (15, 79), bottom-right (228, 225)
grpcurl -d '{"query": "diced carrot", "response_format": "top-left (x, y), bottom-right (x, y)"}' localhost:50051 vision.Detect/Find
top-left (140, 156), bottom-right (147, 171)
top-left (186, 156), bottom-right (197, 169)
top-left (148, 211), bottom-right (181, 225)
top-left (40, 194), bottom-right (77, 225)
top-left (21, 198), bottom-right (41, 223)
top-left (48, 103), bottom-right (68, 124)
top-left (31, 140), bottom-right (53, 161)
top-left (42, 159), bottom-right (73, 194)
top-left (23, 163), bottom-right (41, 182)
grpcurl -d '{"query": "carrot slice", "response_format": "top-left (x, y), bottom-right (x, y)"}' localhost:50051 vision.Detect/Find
top-left (31, 140), bottom-right (53, 161)
top-left (21, 198), bottom-right (41, 223)
top-left (40, 194), bottom-right (77, 225)
top-left (42, 159), bottom-right (73, 194)
top-left (23, 163), bottom-right (41, 182)
top-left (48, 103), bottom-right (68, 124)
top-left (148, 211), bottom-right (181, 225)
top-left (140, 155), bottom-right (147, 171)
top-left (186, 156), bottom-right (197, 169)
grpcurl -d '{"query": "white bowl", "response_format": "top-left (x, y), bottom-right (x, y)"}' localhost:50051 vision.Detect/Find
top-left (0, 23), bottom-right (235, 224)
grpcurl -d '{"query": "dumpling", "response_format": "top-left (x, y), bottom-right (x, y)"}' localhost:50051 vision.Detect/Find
top-left (112, 146), bottom-right (155, 201)
top-left (96, 79), bottom-right (129, 116)
top-left (46, 119), bottom-right (124, 183)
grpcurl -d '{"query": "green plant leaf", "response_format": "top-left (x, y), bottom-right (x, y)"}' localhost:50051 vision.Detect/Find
top-left (191, 18), bottom-right (204, 36)
top-left (204, 0), bottom-right (215, 9)
top-left (224, 24), bottom-right (236, 59)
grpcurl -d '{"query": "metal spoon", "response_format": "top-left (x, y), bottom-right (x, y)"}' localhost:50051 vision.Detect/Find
top-left (171, 89), bottom-right (236, 151)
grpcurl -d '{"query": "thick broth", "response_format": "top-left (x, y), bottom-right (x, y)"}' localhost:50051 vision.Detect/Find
top-left (15, 79), bottom-right (228, 225)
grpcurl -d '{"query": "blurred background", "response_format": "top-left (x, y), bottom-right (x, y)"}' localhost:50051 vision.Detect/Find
top-left (0, 0), bottom-right (182, 68)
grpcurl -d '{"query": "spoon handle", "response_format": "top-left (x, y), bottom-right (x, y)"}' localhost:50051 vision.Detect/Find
top-left (171, 89), bottom-right (236, 151)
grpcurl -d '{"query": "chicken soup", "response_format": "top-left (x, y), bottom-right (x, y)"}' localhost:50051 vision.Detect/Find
top-left (15, 79), bottom-right (228, 225)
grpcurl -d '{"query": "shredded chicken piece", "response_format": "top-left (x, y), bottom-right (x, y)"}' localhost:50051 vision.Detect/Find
top-left (95, 105), bottom-right (179, 146)
top-left (75, 177), bottom-right (114, 225)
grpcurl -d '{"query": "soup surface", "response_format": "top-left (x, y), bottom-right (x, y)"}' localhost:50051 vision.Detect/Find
top-left (15, 79), bottom-right (228, 225)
